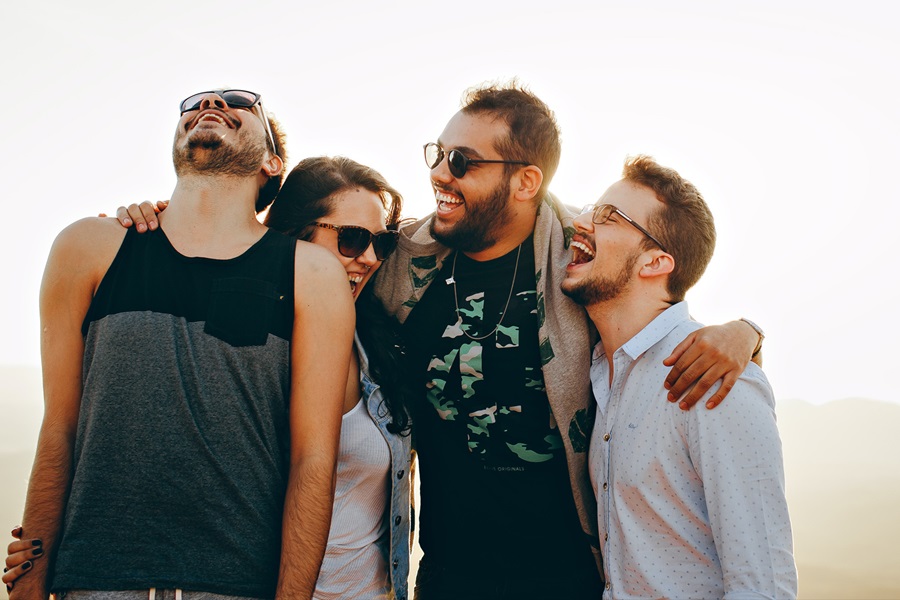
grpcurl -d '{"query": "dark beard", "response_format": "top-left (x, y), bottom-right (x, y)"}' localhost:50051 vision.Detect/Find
top-left (173, 129), bottom-right (267, 178)
top-left (429, 178), bottom-right (513, 253)
top-left (562, 252), bottom-right (639, 306)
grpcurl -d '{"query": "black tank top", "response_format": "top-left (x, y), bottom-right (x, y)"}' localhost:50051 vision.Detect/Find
top-left (53, 226), bottom-right (295, 598)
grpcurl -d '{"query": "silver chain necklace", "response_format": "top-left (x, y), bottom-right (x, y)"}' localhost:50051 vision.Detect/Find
top-left (447, 244), bottom-right (522, 341)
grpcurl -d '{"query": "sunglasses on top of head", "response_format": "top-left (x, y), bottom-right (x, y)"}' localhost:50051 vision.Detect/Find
top-left (312, 223), bottom-right (400, 261)
top-left (179, 89), bottom-right (277, 152)
top-left (423, 142), bottom-right (529, 179)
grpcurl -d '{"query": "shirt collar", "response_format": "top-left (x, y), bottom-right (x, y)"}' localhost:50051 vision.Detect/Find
top-left (592, 301), bottom-right (691, 363)
top-left (620, 301), bottom-right (691, 360)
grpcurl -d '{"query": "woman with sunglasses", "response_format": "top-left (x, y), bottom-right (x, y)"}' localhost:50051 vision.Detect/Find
top-left (3, 156), bottom-right (413, 600)
top-left (264, 156), bottom-right (413, 600)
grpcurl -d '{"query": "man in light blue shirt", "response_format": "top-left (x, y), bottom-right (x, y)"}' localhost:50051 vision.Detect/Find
top-left (561, 155), bottom-right (797, 599)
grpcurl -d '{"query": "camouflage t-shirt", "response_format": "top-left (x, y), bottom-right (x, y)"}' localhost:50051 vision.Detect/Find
top-left (404, 236), bottom-right (592, 577)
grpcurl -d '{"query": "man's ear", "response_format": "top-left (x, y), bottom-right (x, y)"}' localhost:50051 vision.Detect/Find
top-left (512, 165), bottom-right (543, 203)
top-left (262, 154), bottom-right (284, 178)
top-left (639, 251), bottom-right (675, 279)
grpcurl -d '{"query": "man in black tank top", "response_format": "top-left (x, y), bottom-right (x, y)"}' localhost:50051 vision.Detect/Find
top-left (12, 90), bottom-right (355, 600)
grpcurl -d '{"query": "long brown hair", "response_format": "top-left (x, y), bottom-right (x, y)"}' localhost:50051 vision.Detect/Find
top-left (264, 156), bottom-right (411, 434)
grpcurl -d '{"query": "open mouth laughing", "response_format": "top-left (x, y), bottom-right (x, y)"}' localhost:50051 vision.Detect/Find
top-left (189, 110), bottom-right (237, 133)
top-left (435, 188), bottom-right (463, 215)
top-left (197, 113), bottom-right (227, 125)
top-left (570, 235), bottom-right (596, 266)
top-left (348, 272), bottom-right (366, 296)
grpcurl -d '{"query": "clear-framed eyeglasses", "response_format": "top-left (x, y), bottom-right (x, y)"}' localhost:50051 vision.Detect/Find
top-left (580, 203), bottom-right (669, 254)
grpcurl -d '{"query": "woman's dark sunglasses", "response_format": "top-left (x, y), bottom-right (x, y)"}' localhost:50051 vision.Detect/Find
top-left (313, 223), bottom-right (399, 261)
top-left (423, 142), bottom-right (529, 178)
top-left (179, 89), bottom-right (276, 151)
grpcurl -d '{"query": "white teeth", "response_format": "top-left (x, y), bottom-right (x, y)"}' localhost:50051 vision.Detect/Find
top-left (435, 191), bottom-right (462, 205)
top-left (348, 275), bottom-right (366, 295)
top-left (572, 240), bottom-right (595, 258)
top-left (198, 114), bottom-right (226, 125)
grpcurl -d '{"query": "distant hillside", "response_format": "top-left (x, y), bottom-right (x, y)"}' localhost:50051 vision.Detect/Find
top-left (1, 367), bottom-right (899, 600)
top-left (778, 398), bottom-right (900, 599)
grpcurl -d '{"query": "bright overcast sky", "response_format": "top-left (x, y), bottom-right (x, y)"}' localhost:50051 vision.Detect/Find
top-left (1, 0), bottom-right (897, 406)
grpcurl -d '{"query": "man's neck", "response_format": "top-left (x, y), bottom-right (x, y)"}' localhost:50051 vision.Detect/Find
top-left (586, 290), bottom-right (671, 383)
top-left (461, 212), bottom-right (536, 262)
top-left (160, 174), bottom-right (267, 259)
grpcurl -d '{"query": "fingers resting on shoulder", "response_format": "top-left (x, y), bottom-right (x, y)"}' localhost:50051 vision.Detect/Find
top-left (115, 200), bottom-right (169, 232)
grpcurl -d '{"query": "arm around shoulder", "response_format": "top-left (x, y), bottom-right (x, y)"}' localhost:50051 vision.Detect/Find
top-left (663, 319), bottom-right (762, 410)
top-left (276, 242), bottom-right (355, 599)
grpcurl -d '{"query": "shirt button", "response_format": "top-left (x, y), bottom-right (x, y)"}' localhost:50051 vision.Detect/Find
top-left (604, 533), bottom-right (608, 541)
top-left (603, 433), bottom-right (610, 442)
top-left (397, 470), bottom-right (405, 479)
top-left (606, 582), bottom-right (611, 590)
top-left (393, 560), bottom-right (399, 569)
top-left (602, 482), bottom-right (608, 490)
top-left (394, 515), bottom-right (402, 526)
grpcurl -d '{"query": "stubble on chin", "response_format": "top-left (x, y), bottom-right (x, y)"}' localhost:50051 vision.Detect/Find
top-left (173, 129), bottom-right (267, 179)
top-left (561, 252), bottom-right (638, 306)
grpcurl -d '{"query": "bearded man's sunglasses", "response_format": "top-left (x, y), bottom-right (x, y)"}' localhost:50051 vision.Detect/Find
top-left (313, 223), bottom-right (400, 261)
top-left (179, 89), bottom-right (277, 152)
top-left (423, 142), bottom-right (529, 179)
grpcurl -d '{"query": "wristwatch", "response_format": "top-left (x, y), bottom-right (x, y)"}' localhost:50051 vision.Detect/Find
top-left (740, 318), bottom-right (765, 358)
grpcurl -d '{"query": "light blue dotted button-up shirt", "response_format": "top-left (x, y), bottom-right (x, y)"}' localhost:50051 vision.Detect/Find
top-left (589, 302), bottom-right (797, 599)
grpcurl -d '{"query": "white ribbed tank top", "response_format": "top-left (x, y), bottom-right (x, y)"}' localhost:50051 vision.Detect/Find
top-left (314, 398), bottom-right (391, 599)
